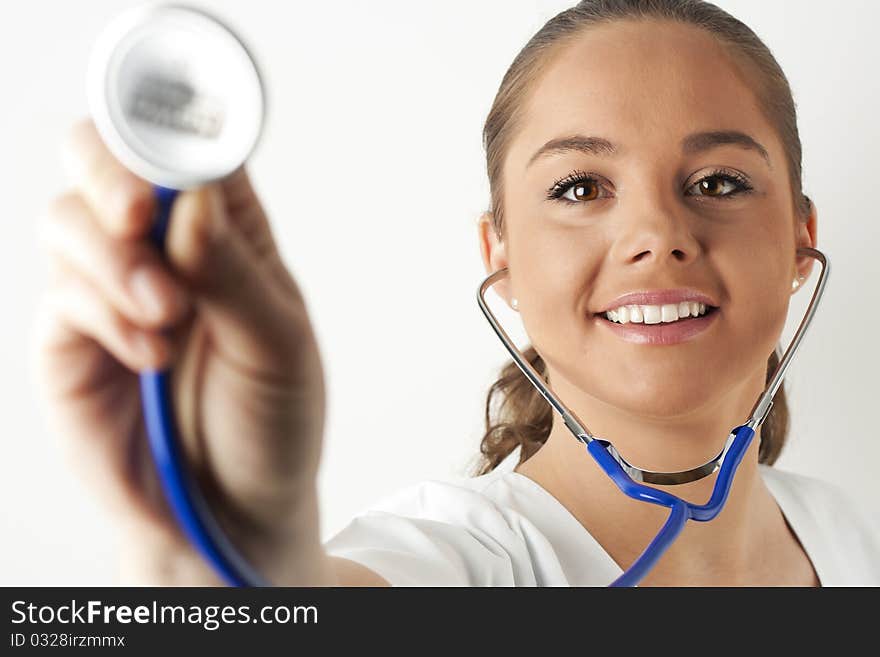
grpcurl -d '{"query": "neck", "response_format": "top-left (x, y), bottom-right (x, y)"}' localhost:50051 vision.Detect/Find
top-left (514, 364), bottom-right (783, 585)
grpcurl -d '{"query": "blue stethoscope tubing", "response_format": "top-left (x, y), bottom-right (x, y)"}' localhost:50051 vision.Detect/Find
top-left (589, 426), bottom-right (754, 587)
top-left (139, 185), bottom-right (268, 587)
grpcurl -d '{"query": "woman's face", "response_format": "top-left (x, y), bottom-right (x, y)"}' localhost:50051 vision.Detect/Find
top-left (481, 20), bottom-right (817, 420)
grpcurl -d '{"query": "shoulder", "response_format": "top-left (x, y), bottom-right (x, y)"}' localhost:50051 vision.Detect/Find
top-left (760, 463), bottom-right (871, 526)
top-left (760, 464), bottom-right (880, 585)
top-left (322, 469), bottom-right (541, 586)
top-left (343, 467), bottom-right (529, 539)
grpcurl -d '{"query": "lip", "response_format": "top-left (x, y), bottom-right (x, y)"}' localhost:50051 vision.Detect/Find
top-left (596, 288), bottom-right (719, 313)
top-left (592, 306), bottom-right (720, 345)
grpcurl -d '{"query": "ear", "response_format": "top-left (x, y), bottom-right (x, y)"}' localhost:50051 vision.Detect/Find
top-left (792, 197), bottom-right (819, 294)
top-left (477, 211), bottom-right (515, 308)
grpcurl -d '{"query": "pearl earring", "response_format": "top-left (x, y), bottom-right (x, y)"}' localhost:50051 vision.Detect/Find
top-left (511, 297), bottom-right (519, 311)
top-left (792, 274), bottom-right (806, 290)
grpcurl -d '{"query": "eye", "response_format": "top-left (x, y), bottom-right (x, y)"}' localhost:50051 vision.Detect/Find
top-left (546, 168), bottom-right (754, 206)
top-left (686, 169), bottom-right (754, 199)
top-left (545, 170), bottom-right (609, 204)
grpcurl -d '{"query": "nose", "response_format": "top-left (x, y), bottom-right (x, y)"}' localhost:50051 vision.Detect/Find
top-left (608, 195), bottom-right (702, 269)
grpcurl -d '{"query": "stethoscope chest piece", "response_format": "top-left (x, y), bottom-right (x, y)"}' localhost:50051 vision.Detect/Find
top-left (88, 2), bottom-right (265, 190)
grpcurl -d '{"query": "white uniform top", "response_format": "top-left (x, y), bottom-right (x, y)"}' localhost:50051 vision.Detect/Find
top-left (323, 446), bottom-right (880, 586)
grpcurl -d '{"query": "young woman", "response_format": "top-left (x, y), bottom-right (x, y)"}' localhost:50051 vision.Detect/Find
top-left (33, 0), bottom-right (879, 586)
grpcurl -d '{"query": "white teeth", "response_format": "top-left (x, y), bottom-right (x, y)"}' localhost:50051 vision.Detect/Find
top-left (642, 305), bottom-right (662, 324)
top-left (604, 302), bottom-right (711, 325)
top-left (660, 304), bottom-right (678, 322)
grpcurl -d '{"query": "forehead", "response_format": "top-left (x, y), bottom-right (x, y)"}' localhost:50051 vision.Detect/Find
top-left (509, 19), bottom-right (774, 168)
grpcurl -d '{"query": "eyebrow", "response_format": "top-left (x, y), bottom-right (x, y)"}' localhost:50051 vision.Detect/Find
top-left (526, 130), bottom-right (772, 170)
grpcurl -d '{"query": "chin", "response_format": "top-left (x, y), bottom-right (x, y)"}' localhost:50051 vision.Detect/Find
top-left (599, 376), bottom-right (722, 420)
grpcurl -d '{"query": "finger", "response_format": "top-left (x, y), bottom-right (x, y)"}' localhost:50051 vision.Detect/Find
top-left (217, 165), bottom-right (280, 260)
top-left (217, 165), bottom-right (308, 304)
top-left (45, 257), bottom-right (171, 373)
top-left (32, 286), bottom-right (182, 539)
top-left (40, 191), bottom-right (192, 330)
top-left (61, 117), bottom-right (156, 240)
top-left (165, 183), bottom-right (311, 379)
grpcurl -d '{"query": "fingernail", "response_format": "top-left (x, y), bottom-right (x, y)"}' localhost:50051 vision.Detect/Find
top-left (129, 266), bottom-right (184, 321)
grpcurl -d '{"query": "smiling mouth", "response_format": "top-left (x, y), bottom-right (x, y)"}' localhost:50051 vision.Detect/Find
top-left (590, 304), bottom-right (720, 345)
top-left (593, 305), bottom-right (720, 325)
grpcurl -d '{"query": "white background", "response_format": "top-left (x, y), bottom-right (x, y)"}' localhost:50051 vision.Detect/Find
top-left (2, 0), bottom-right (877, 584)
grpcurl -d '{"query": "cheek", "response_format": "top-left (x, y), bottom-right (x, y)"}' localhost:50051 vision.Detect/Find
top-left (512, 243), bottom-right (608, 404)
top-left (510, 226), bottom-right (604, 342)
top-left (718, 243), bottom-right (792, 363)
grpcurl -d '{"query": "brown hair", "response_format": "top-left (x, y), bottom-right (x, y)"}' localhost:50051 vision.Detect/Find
top-left (473, 0), bottom-right (812, 476)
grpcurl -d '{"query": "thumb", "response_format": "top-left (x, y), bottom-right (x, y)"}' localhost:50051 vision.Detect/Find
top-left (164, 184), bottom-right (305, 376)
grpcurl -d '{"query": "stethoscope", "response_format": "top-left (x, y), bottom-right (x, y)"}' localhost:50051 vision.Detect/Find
top-left (88, 3), bottom-right (831, 588)
top-left (89, 2), bottom-right (269, 586)
top-left (477, 245), bottom-right (828, 586)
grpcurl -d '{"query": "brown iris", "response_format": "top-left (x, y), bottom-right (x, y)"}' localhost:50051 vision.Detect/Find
top-left (572, 181), bottom-right (600, 201)
top-left (698, 178), bottom-right (725, 196)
